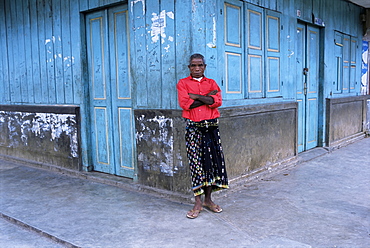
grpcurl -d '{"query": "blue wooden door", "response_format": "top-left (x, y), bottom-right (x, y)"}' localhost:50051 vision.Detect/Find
top-left (296, 23), bottom-right (320, 152)
top-left (86, 5), bottom-right (135, 178)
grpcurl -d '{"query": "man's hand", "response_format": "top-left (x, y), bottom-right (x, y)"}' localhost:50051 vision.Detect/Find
top-left (189, 90), bottom-right (217, 100)
top-left (188, 93), bottom-right (199, 100)
top-left (207, 90), bottom-right (218, 96)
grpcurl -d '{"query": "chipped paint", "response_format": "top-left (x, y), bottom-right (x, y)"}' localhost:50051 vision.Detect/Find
top-left (131, 0), bottom-right (145, 15)
top-left (166, 11), bottom-right (174, 19)
top-left (150, 10), bottom-right (166, 43)
top-left (207, 16), bottom-right (217, 48)
top-left (0, 111), bottom-right (78, 158)
top-left (136, 115), bottom-right (174, 176)
top-left (44, 36), bottom-right (75, 71)
top-left (150, 10), bottom-right (174, 44)
top-left (192, 0), bottom-right (196, 13)
top-left (164, 44), bottom-right (170, 52)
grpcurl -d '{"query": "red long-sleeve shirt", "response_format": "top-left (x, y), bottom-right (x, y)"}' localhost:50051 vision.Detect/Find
top-left (177, 76), bottom-right (222, 122)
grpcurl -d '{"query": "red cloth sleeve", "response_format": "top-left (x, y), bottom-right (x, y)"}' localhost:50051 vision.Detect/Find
top-left (176, 79), bottom-right (194, 111)
top-left (208, 82), bottom-right (222, 109)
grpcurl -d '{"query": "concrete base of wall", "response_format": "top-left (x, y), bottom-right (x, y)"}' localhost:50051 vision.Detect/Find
top-left (2, 96), bottom-right (368, 195)
top-left (134, 101), bottom-right (298, 194)
top-left (0, 105), bottom-right (80, 170)
top-left (325, 95), bottom-right (369, 150)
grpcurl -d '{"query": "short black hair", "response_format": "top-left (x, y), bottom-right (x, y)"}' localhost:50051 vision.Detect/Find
top-left (189, 53), bottom-right (206, 65)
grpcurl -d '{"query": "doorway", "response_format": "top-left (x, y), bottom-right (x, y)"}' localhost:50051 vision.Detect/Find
top-left (85, 5), bottom-right (135, 178)
top-left (296, 23), bottom-right (321, 152)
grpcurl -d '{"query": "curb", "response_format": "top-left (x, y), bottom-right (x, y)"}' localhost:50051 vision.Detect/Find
top-left (0, 212), bottom-right (81, 248)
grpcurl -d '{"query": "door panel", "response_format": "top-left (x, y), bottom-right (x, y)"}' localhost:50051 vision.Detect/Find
top-left (224, 1), bottom-right (244, 99)
top-left (94, 107), bottom-right (111, 170)
top-left (296, 23), bottom-right (320, 152)
top-left (305, 26), bottom-right (319, 150)
top-left (86, 5), bottom-right (134, 178)
top-left (265, 10), bottom-right (281, 97)
top-left (247, 4), bottom-right (264, 98)
top-left (86, 10), bottom-right (114, 174)
top-left (108, 6), bottom-right (134, 177)
top-left (296, 23), bottom-right (305, 152)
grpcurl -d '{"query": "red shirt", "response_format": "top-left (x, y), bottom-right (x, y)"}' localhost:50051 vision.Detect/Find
top-left (177, 76), bottom-right (222, 122)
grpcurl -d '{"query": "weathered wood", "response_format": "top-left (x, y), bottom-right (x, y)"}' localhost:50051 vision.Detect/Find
top-left (0, 0), bottom-right (9, 103)
top-left (61, 0), bottom-right (73, 103)
top-left (131, 0), bottom-right (147, 107)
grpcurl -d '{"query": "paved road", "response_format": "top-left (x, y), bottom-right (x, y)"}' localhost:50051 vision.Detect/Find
top-left (1, 138), bottom-right (369, 247)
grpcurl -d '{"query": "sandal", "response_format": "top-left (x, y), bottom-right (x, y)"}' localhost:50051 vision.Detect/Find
top-left (203, 203), bottom-right (222, 213)
top-left (186, 208), bottom-right (203, 219)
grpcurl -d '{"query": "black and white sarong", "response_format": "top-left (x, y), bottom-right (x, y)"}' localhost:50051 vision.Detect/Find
top-left (185, 118), bottom-right (228, 196)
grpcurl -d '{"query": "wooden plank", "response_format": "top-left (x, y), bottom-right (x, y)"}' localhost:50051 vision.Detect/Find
top-left (61, 0), bottom-right (73, 104)
top-left (45, 0), bottom-right (56, 103)
top-left (16, 0), bottom-right (28, 103)
top-left (302, 0), bottom-right (312, 23)
top-left (30, 0), bottom-right (42, 104)
top-left (191, 0), bottom-right (206, 54)
top-left (23, 0), bottom-right (35, 103)
top-left (267, 0), bottom-right (277, 11)
top-left (130, 0), bottom-right (147, 107)
top-left (79, 0), bottom-right (89, 12)
top-left (8, 0), bottom-right (21, 102)
top-left (175, 0), bottom-right (192, 84)
top-left (161, 0), bottom-right (176, 109)
top-left (146, 0), bottom-right (161, 108)
top-left (53, 0), bottom-right (65, 104)
top-left (89, 0), bottom-right (100, 10)
top-left (343, 1), bottom-right (351, 35)
top-left (204, 0), bottom-right (218, 81)
top-left (0, 0), bottom-right (10, 103)
top-left (280, 0), bottom-right (295, 100)
top-left (36, 0), bottom-right (48, 103)
top-left (70, 0), bottom-right (82, 103)
top-left (216, 0), bottom-right (225, 98)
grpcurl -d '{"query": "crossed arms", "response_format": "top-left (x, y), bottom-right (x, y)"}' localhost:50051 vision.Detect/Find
top-left (188, 90), bottom-right (218, 109)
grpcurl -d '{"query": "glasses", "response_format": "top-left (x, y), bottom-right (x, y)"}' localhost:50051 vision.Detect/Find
top-left (190, 64), bottom-right (205, 67)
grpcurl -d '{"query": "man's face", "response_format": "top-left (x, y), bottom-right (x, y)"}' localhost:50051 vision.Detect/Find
top-left (188, 58), bottom-right (206, 78)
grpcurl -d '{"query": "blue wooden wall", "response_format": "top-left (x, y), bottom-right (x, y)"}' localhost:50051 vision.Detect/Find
top-left (0, 0), bottom-right (364, 107)
top-left (0, 0), bottom-right (84, 104)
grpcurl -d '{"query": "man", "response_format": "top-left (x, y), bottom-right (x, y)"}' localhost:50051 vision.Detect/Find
top-left (177, 53), bottom-right (228, 219)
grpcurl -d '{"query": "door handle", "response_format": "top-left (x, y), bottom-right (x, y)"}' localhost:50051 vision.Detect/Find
top-left (303, 68), bottom-right (309, 76)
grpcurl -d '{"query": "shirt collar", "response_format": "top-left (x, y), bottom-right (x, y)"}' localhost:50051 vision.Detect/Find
top-left (188, 75), bottom-right (206, 81)
top-left (193, 77), bottom-right (203, 82)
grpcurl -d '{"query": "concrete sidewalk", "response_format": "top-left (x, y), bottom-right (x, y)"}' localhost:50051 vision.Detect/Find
top-left (1, 138), bottom-right (369, 248)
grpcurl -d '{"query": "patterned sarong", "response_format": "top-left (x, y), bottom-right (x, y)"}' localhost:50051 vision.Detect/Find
top-left (185, 118), bottom-right (228, 196)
